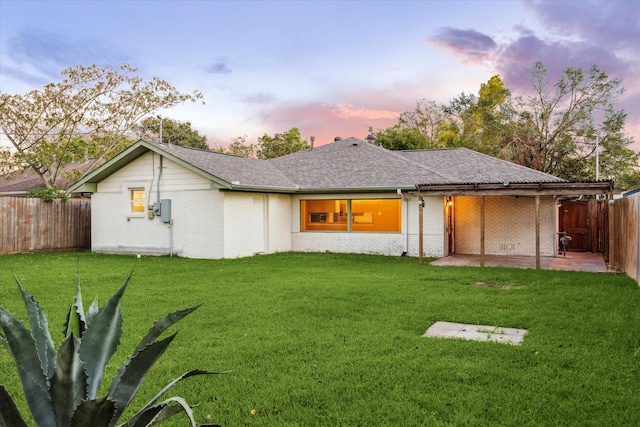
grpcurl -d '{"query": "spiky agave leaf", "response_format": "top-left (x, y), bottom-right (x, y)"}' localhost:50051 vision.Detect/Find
top-left (107, 305), bottom-right (202, 421)
top-left (0, 385), bottom-right (29, 427)
top-left (124, 370), bottom-right (227, 427)
top-left (86, 297), bottom-right (99, 328)
top-left (79, 273), bottom-right (131, 399)
top-left (107, 333), bottom-right (178, 425)
top-left (63, 272), bottom-right (87, 339)
top-left (0, 307), bottom-right (55, 427)
top-left (50, 336), bottom-right (88, 426)
top-left (69, 396), bottom-right (116, 427)
top-left (124, 396), bottom-right (198, 427)
top-left (127, 403), bottom-right (184, 427)
top-left (133, 305), bottom-right (202, 357)
top-left (15, 275), bottom-right (56, 379)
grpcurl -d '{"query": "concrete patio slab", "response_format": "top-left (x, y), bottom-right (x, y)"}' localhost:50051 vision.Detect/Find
top-left (423, 321), bottom-right (527, 345)
top-left (430, 252), bottom-right (608, 273)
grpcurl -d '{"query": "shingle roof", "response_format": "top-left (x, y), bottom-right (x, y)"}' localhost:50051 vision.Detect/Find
top-left (267, 137), bottom-right (563, 189)
top-left (0, 172), bottom-right (45, 194)
top-left (154, 143), bottom-right (297, 189)
top-left (1, 162), bottom-right (93, 195)
top-left (68, 137), bottom-right (565, 194)
top-left (267, 137), bottom-right (451, 189)
top-left (400, 147), bottom-right (564, 185)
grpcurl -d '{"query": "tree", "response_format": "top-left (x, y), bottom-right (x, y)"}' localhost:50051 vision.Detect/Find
top-left (444, 75), bottom-right (513, 155)
top-left (373, 125), bottom-right (429, 150)
top-left (374, 64), bottom-right (638, 188)
top-left (213, 135), bottom-right (257, 158)
top-left (256, 127), bottom-right (310, 159)
top-left (136, 116), bottom-right (209, 150)
top-left (0, 64), bottom-right (204, 189)
top-left (373, 100), bottom-right (448, 150)
top-left (506, 62), bottom-right (636, 183)
top-left (373, 78), bottom-right (512, 153)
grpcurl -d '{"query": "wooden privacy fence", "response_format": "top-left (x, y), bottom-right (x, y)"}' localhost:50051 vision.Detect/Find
top-left (0, 197), bottom-right (91, 254)
top-left (612, 191), bottom-right (640, 283)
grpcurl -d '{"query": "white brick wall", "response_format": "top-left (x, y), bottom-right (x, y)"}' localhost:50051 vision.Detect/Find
top-left (454, 195), bottom-right (556, 256)
top-left (289, 193), bottom-right (446, 258)
top-left (266, 194), bottom-right (292, 253)
top-left (223, 193), bottom-right (265, 257)
top-left (92, 152), bottom-right (224, 258)
top-left (91, 152), bottom-right (556, 259)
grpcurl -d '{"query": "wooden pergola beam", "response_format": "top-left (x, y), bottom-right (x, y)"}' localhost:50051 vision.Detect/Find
top-left (415, 181), bottom-right (614, 197)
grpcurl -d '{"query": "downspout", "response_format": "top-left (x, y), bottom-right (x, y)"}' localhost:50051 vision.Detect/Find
top-left (147, 153), bottom-right (155, 219)
top-left (157, 155), bottom-right (163, 204)
top-left (397, 189), bottom-right (408, 256)
top-left (170, 218), bottom-right (174, 257)
top-left (156, 155), bottom-right (168, 255)
top-left (156, 114), bottom-right (163, 206)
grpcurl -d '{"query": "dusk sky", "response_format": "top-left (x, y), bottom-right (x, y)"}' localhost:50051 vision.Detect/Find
top-left (1, 0), bottom-right (639, 151)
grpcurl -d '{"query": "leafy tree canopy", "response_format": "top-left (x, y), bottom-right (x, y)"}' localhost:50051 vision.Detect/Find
top-left (0, 64), bottom-right (204, 189)
top-left (372, 62), bottom-right (638, 189)
top-left (213, 135), bottom-right (257, 158)
top-left (136, 116), bottom-right (209, 150)
top-left (257, 127), bottom-right (310, 159)
top-left (214, 128), bottom-right (310, 159)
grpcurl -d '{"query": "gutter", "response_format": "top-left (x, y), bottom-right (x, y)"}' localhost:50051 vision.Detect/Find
top-left (222, 184), bottom-right (418, 194)
top-left (294, 185), bottom-right (417, 194)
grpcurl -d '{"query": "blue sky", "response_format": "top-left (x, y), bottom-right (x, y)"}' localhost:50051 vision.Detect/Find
top-left (1, 0), bottom-right (639, 151)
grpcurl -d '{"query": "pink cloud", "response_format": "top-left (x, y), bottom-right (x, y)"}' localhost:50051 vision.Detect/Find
top-left (429, 27), bottom-right (497, 64)
top-left (255, 102), bottom-right (400, 146)
top-left (331, 104), bottom-right (398, 120)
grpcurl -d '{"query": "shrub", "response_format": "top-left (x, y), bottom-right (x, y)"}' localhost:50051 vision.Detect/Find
top-left (0, 272), bottom-right (225, 427)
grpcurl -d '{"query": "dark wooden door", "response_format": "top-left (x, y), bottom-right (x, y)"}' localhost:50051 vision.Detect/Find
top-left (559, 201), bottom-right (591, 252)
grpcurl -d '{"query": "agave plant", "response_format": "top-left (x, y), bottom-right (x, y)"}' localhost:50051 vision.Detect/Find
top-left (0, 271), bottom-right (225, 427)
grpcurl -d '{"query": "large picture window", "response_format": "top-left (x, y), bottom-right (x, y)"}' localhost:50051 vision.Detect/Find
top-left (301, 199), bottom-right (401, 232)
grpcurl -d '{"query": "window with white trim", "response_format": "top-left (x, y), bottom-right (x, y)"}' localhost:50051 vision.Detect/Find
top-left (129, 188), bottom-right (146, 214)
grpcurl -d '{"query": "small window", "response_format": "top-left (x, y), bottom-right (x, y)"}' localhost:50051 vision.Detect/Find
top-left (130, 189), bottom-right (145, 213)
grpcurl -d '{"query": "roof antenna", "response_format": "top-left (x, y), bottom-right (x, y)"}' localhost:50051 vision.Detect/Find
top-left (157, 115), bottom-right (163, 145)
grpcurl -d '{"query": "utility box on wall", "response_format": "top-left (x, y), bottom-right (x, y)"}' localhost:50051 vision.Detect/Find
top-left (160, 199), bottom-right (172, 223)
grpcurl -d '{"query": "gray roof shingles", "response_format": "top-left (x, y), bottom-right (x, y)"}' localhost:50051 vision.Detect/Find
top-left (155, 143), bottom-right (297, 189)
top-left (73, 137), bottom-right (564, 193)
top-left (267, 137), bottom-right (564, 189)
top-left (400, 147), bottom-right (564, 184)
top-left (154, 137), bottom-right (564, 191)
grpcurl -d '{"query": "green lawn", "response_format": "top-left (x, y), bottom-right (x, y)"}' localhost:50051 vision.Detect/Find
top-left (1, 252), bottom-right (639, 426)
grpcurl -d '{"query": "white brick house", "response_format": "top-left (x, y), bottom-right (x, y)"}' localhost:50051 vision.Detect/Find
top-left (68, 137), bottom-right (612, 261)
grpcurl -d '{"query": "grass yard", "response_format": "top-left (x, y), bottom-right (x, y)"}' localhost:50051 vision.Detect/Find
top-left (1, 252), bottom-right (639, 426)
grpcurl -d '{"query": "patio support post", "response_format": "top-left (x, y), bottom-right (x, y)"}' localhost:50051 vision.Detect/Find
top-left (480, 196), bottom-right (485, 267)
top-left (535, 195), bottom-right (540, 269)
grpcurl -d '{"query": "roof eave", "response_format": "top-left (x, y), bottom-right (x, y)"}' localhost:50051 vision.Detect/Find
top-left (68, 140), bottom-right (235, 193)
top-left (295, 185), bottom-right (415, 194)
top-left (222, 183), bottom-right (298, 193)
top-left (415, 181), bottom-right (614, 196)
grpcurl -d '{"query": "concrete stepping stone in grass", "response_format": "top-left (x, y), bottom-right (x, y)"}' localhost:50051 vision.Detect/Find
top-left (423, 321), bottom-right (527, 345)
